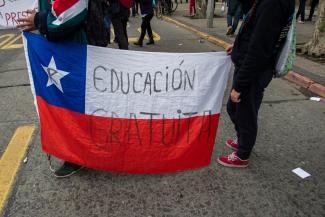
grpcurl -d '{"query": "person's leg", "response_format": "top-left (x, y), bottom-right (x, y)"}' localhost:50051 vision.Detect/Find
top-left (308, 0), bottom-right (319, 21)
top-left (146, 14), bottom-right (155, 44)
top-left (146, 14), bottom-right (154, 37)
top-left (232, 3), bottom-right (242, 34)
top-left (235, 83), bottom-right (264, 160)
top-left (227, 97), bottom-right (240, 140)
top-left (189, 0), bottom-right (193, 15)
top-left (111, 16), bottom-right (129, 50)
top-left (134, 16), bottom-right (147, 46)
top-left (132, 1), bottom-right (136, 16)
top-left (121, 7), bottom-right (130, 47)
top-left (226, 0), bottom-right (233, 27)
top-left (296, 0), bottom-right (302, 20)
top-left (300, 0), bottom-right (306, 22)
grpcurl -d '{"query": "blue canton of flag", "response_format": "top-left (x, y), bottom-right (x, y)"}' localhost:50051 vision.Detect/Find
top-left (25, 32), bottom-right (87, 114)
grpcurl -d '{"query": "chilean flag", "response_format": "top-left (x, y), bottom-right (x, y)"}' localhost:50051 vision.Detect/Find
top-left (23, 32), bottom-right (231, 174)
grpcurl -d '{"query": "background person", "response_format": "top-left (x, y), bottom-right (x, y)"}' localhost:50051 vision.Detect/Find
top-left (226, 0), bottom-right (243, 36)
top-left (134, 0), bottom-right (155, 46)
top-left (296, 0), bottom-right (306, 23)
top-left (307, 0), bottom-right (319, 22)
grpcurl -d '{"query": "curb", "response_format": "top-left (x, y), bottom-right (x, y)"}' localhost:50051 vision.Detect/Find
top-left (162, 16), bottom-right (325, 98)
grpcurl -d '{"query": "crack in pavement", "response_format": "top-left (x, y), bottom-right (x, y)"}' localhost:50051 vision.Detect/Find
top-left (0, 84), bottom-right (30, 89)
top-left (0, 68), bottom-right (27, 74)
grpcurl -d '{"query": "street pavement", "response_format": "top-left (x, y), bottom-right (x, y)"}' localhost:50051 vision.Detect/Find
top-left (172, 3), bottom-right (325, 87)
top-left (0, 15), bottom-right (325, 217)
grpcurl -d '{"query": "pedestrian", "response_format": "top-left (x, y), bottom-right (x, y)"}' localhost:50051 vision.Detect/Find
top-left (189, 0), bottom-right (196, 16)
top-left (108, 0), bottom-right (132, 50)
top-left (217, 0), bottom-right (295, 167)
top-left (296, 0), bottom-right (306, 23)
top-left (226, 0), bottom-right (243, 36)
top-left (134, 0), bottom-right (155, 47)
top-left (17, 0), bottom-right (88, 177)
top-left (307, 0), bottom-right (319, 22)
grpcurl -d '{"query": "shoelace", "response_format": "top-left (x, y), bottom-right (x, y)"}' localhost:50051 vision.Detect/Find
top-left (227, 152), bottom-right (238, 161)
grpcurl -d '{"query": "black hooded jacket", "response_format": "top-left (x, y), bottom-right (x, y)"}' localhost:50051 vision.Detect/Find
top-left (231, 0), bottom-right (295, 92)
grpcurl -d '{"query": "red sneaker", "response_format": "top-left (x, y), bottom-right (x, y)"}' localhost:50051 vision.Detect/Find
top-left (226, 139), bottom-right (238, 151)
top-left (217, 152), bottom-right (249, 168)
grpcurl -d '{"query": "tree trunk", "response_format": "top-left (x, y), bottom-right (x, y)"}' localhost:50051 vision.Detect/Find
top-left (195, 0), bottom-right (207, 18)
top-left (303, 0), bottom-right (325, 56)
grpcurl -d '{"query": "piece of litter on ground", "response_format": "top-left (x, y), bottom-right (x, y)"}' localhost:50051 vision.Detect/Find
top-left (310, 97), bottom-right (321, 102)
top-left (292, 167), bottom-right (311, 179)
top-left (178, 43), bottom-right (183, 46)
top-left (198, 39), bottom-right (204, 43)
top-left (23, 157), bottom-right (28, 164)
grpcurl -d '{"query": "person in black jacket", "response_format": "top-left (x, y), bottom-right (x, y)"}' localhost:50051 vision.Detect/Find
top-left (134, 0), bottom-right (155, 47)
top-left (217, 0), bottom-right (295, 167)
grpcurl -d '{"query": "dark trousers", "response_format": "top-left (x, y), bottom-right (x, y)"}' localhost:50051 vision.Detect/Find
top-left (296, 0), bottom-right (306, 21)
top-left (308, 0), bottom-right (319, 20)
top-left (132, 2), bottom-right (139, 16)
top-left (139, 13), bottom-right (154, 42)
top-left (227, 79), bottom-right (265, 160)
top-left (111, 17), bottom-right (128, 49)
top-left (227, 0), bottom-right (242, 33)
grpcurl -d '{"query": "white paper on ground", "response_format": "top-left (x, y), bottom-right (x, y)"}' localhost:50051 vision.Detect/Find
top-left (292, 168), bottom-right (311, 179)
top-left (310, 97), bottom-right (321, 102)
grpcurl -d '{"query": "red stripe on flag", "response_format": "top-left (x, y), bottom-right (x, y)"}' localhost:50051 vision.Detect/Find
top-left (52, 0), bottom-right (80, 17)
top-left (37, 97), bottom-right (220, 174)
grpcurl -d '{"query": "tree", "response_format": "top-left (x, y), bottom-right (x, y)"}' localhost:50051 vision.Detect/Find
top-left (303, 0), bottom-right (325, 57)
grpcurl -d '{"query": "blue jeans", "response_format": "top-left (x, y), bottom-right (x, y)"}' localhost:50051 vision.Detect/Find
top-left (227, 0), bottom-right (242, 32)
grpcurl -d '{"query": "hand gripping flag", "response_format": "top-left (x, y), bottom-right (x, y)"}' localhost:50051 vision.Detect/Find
top-left (23, 32), bottom-right (231, 174)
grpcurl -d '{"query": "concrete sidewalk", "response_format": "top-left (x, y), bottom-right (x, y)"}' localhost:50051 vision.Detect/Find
top-left (167, 3), bottom-right (325, 96)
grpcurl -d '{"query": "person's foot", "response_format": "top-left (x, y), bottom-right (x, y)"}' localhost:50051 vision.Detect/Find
top-left (306, 18), bottom-right (312, 22)
top-left (146, 39), bottom-right (155, 45)
top-left (298, 20), bottom-right (305, 24)
top-left (54, 161), bottom-right (84, 178)
top-left (134, 41), bottom-right (143, 47)
top-left (226, 138), bottom-right (238, 151)
top-left (217, 152), bottom-right (249, 168)
top-left (226, 26), bottom-right (233, 35)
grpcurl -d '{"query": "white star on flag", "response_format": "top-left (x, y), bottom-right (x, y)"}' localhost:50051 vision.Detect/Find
top-left (41, 56), bottom-right (69, 93)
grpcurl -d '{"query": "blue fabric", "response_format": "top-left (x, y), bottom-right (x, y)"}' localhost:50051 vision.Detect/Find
top-left (25, 32), bottom-right (87, 114)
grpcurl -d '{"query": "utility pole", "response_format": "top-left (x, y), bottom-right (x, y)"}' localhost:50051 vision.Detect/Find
top-left (207, 0), bottom-right (214, 28)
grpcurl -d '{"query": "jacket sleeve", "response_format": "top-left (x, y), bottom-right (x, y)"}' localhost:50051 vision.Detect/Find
top-left (34, 0), bottom-right (88, 41)
top-left (233, 1), bottom-right (285, 92)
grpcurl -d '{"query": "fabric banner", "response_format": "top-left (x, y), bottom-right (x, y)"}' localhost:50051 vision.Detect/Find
top-left (0, 0), bottom-right (38, 29)
top-left (23, 32), bottom-right (231, 174)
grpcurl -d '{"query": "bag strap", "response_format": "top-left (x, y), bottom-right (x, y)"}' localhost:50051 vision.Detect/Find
top-left (47, 154), bottom-right (56, 173)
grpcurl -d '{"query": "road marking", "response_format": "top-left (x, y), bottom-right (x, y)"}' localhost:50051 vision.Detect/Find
top-left (110, 28), bottom-right (161, 43)
top-left (0, 125), bottom-right (35, 213)
top-left (162, 16), bottom-right (230, 49)
top-left (0, 30), bottom-right (161, 49)
top-left (1, 34), bottom-right (23, 49)
top-left (0, 34), bottom-right (16, 48)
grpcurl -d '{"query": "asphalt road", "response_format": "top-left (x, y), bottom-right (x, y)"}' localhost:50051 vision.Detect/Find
top-left (0, 17), bottom-right (324, 217)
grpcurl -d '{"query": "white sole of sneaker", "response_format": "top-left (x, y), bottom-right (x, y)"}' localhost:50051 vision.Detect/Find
top-left (217, 159), bottom-right (249, 168)
top-left (54, 166), bottom-right (84, 178)
top-left (225, 142), bottom-right (238, 151)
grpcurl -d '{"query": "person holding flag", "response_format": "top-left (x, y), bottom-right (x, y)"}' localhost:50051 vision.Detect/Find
top-left (217, 0), bottom-right (295, 167)
top-left (17, 0), bottom-right (88, 177)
